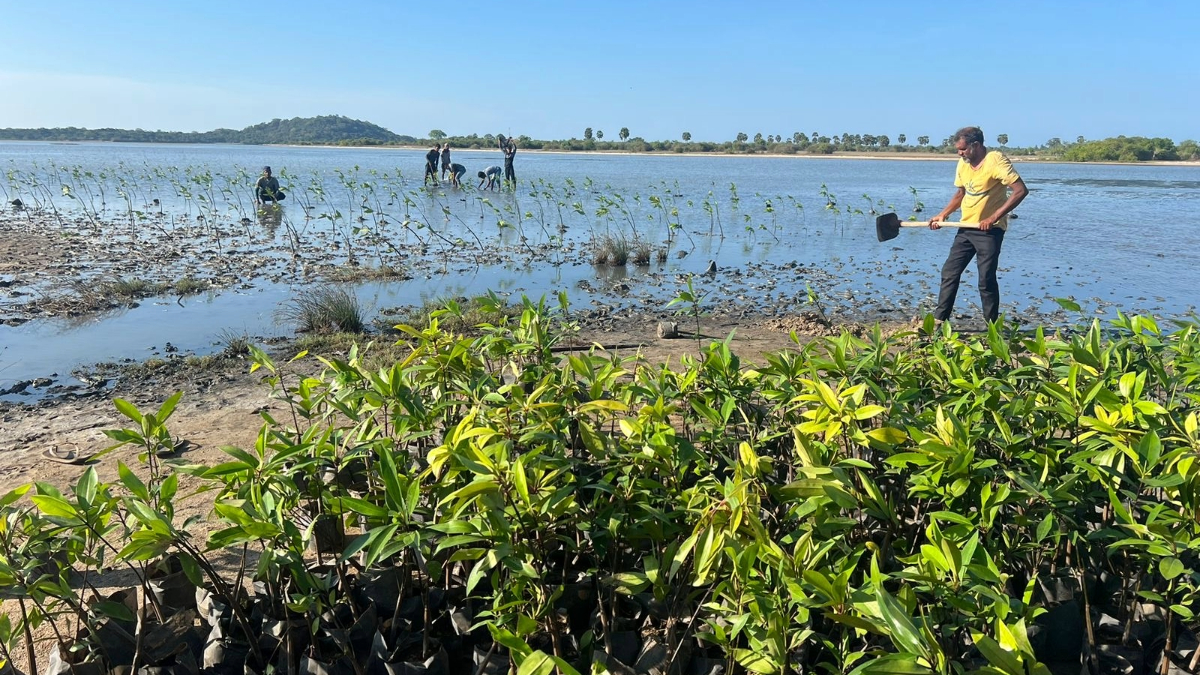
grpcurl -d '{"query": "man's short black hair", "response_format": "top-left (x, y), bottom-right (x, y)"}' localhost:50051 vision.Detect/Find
top-left (953, 127), bottom-right (985, 146)
top-left (478, 171), bottom-right (486, 178)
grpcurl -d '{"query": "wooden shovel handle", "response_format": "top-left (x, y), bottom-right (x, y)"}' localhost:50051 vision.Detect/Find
top-left (900, 220), bottom-right (979, 229)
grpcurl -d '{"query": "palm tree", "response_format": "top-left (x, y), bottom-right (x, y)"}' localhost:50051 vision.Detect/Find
top-left (898, 134), bottom-right (907, 145)
top-left (997, 134), bottom-right (1009, 146)
top-left (917, 136), bottom-right (930, 147)
top-left (735, 132), bottom-right (748, 143)
top-left (619, 128), bottom-right (630, 141)
top-left (596, 130), bottom-right (604, 140)
top-left (584, 128), bottom-right (593, 141)
top-left (682, 131), bottom-right (692, 142)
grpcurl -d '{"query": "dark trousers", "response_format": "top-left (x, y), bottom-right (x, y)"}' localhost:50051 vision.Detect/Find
top-left (935, 228), bottom-right (1005, 322)
top-left (504, 160), bottom-right (515, 184)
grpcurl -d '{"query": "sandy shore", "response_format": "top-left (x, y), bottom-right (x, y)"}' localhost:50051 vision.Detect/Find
top-left (270, 143), bottom-right (1200, 166)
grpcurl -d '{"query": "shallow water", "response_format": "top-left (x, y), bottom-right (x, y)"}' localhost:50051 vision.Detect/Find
top-left (2, 142), bottom-right (1199, 399)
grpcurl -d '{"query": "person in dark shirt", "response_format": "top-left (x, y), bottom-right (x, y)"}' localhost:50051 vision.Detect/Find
top-left (424, 146), bottom-right (440, 185)
top-left (255, 166), bottom-right (285, 204)
top-left (502, 137), bottom-right (517, 187)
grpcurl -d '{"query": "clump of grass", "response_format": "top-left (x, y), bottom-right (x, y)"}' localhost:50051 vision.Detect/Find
top-left (632, 242), bottom-right (653, 266)
top-left (173, 276), bottom-right (208, 296)
top-left (389, 294), bottom-right (520, 334)
top-left (218, 329), bottom-right (253, 357)
top-left (279, 286), bottom-right (365, 334)
top-left (295, 333), bottom-right (412, 370)
top-left (656, 247), bottom-right (669, 263)
top-left (593, 235), bottom-right (630, 266)
top-left (102, 277), bottom-right (170, 299)
top-left (330, 264), bottom-right (410, 282)
top-left (182, 354), bottom-right (227, 370)
top-left (142, 357), bottom-right (169, 371)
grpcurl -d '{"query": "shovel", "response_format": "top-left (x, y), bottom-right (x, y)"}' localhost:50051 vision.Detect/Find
top-left (875, 212), bottom-right (979, 242)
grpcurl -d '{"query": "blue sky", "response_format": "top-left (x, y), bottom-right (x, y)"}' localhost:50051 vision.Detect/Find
top-left (0, 1), bottom-right (1195, 146)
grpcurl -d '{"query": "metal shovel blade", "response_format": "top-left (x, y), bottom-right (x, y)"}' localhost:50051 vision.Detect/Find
top-left (875, 213), bottom-right (903, 242)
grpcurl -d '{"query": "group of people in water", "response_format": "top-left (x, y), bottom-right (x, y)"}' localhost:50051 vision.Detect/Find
top-left (252, 135), bottom-right (519, 208)
top-left (424, 135), bottom-right (517, 190)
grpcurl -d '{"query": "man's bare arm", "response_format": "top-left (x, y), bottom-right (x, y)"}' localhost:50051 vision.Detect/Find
top-left (929, 187), bottom-right (966, 229)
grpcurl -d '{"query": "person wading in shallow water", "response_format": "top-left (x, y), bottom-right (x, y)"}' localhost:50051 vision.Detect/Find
top-left (424, 146), bottom-right (440, 186)
top-left (928, 126), bottom-right (1028, 326)
top-left (255, 166), bottom-right (286, 205)
top-left (440, 143), bottom-right (452, 181)
top-left (502, 136), bottom-right (517, 187)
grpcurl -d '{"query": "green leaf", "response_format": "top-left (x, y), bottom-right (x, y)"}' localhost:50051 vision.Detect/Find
top-left (94, 600), bottom-right (136, 623)
top-left (1054, 298), bottom-right (1081, 312)
top-left (1160, 557), bottom-right (1185, 580)
top-left (335, 496), bottom-right (388, 518)
top-left (1036, 514), bottom-right (1055, 541)
top-left (487, 625), bottom-right (533, 657)
top-left (157, 390), bottom-right (183, 422)
top-left (76, 467), bottom-right (98, 506)
top-left (118, 462), bottom-right (150, 502)
top-left (848, 653), bottom-right (935, 675)
top-left (608, 572), bottom-right (650, 595)
top-left (0, 485), bottom-right (31, 508)
top-left (517, 650), bottom-right (559, 675)
top-left (854, 405), bottom-right (886, 420)
top-left (971, 633), bottom-right (1024, 675)
top-left (177, 553), bottom-right (205, 586)
top-left (867, 426), bottom-right (908, 445)
top-left (113, 398), bottom-right (144, 423)
top-left (734, 648), bottom-right (781, 674)
top-left (30, 495), bottom-right (78, 520)
top-left (876, 586), bottom-right (928, 660)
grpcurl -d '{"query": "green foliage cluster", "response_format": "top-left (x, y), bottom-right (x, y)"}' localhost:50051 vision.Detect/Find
top-left (0, 115), bottom-right (407, 146)
top-left (4, 299), bottom-right (1200, 674)
top-left (1062, 136), bottom-right (1181, 162)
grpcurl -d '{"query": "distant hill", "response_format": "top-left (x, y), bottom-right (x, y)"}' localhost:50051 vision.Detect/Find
top-left (0, 115), bottom-right (416, 145)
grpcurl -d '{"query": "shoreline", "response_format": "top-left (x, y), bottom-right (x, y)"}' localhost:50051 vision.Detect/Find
top-left (265, 143), bottom-right (1200, 166)
top-left (2, 138), bottom-right (1196, 166)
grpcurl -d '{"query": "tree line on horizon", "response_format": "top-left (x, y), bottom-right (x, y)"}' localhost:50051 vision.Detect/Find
top-left (0, 115), bottom-right (1196, 162)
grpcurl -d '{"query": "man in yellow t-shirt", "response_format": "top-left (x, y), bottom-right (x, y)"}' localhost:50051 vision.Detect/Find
top-left (929, 126), bottom-right (1029, 324)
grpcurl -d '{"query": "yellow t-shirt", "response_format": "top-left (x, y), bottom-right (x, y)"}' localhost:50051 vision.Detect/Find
top-left (954, 150), bottom-right (1021, 229)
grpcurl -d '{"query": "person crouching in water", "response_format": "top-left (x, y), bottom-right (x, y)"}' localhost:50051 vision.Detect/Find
top-left (478, 166), bottom-right (502, 190)
top-left (448, 163), bottom-right (466, 188)
top-left (255, 166), bottom-right (286, 205)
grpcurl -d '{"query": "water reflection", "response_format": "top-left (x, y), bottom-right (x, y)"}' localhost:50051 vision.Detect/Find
top-left (593, 264), bottom-right (630, 284)
top-left (257, 203), bottom-right (283, 236)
